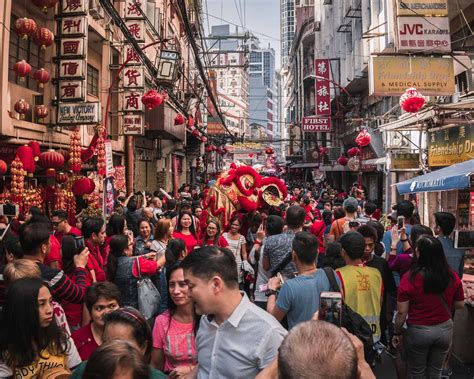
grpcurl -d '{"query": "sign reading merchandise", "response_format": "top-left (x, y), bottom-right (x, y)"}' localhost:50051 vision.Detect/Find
top-left (428, 125), bottom-right (474, 167)
top-left (396, 0), bottom-right (448, 16)
top-left (57, 102), bottom-right (101, 125)
top-left (370, 56), bottom-right (454, 96)
top-left (396, 17), bottom-right (451, 53)
top-left (302, 117), bottom-right (331, 132)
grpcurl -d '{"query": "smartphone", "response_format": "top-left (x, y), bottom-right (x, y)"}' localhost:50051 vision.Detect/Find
top-left (397, 216), bottom-right (405, 229)
top-left (74, 236), bottom-right (85, 251)
top-left (318, 292), bottom-right (343, 326)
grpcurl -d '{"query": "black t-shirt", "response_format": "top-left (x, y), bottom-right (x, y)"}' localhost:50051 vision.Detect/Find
top-left (366, 255), bottom-right (396, 297)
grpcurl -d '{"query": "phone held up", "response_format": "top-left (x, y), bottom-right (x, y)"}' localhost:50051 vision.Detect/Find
top-left (74, 236), bottom-right (85, 251)
top-left (318, 292), bottom-right (343, 327)
top-left (397, 215), bottom-right (405, 229)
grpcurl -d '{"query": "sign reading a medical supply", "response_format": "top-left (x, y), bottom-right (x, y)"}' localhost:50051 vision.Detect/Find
top-left (302, 117), bottom-right (331, 132)
top-left (396, 0), bottom-right (448, 16)
top-left (370, 56), bottom-right (454, 96)
top-left (396, 17), bottom-right (451, 53)
top-left (428, 125), bottom-right (474, 167)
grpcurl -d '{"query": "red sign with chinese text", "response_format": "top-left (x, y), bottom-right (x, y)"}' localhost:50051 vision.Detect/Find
top-left (315, 59), bottom-right (331, 116)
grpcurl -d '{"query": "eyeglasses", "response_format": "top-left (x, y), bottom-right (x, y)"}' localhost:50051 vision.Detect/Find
top-left (52, 221), bottom-right (64, 226)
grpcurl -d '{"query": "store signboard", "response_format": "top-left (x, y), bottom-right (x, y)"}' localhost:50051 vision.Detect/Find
top-left (391, 153), bottom-right (419, 169)
top-left (57, 102), bottom-right (101, 124)
top-left (396, 0), bottom-right (448, 16)
top-left (105, 141), bottom-right (114, 177)
top-left (123, 114), bottom-right (144, 135)
top-left (428, 124), bottom-right (474, 166)
top-left (314, 59), bottom-right (331, 116)
top-left (302, 117), bottom-right (331, 132)
top-left (58, 59), bottom-right (86, 79)
top-left (207, 120), bottom-right (226, 135)
top-left (370, 56), bottom-right (455, 96)
top-left (396, 17), bottom-right (451, 53)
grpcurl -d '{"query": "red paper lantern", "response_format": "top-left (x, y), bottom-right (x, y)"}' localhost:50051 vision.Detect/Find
top-left (14, 99), bottom-right (30, 119)
top-left (34, 105), bottom-right (49, 122)
top-left (174, 114), bottom-right (185, 125)
top-left (400, 87), bottom-right (426, 113)
top-left (33, 68), bottom-right (50, 88)
top-left (16, 145), bottom-right (35, 174)
top-left (201, 136), bottom-right (208, 143)
top-left (355, 130), bottom-right (371, 147)
top-left (187, 116), bottom-right (194, 127)
top-left (55, 172), bottom-right (68, 184)
top-left (45, 168), bottom-right (56, 178)
top-left (347, 147), bottom-right (360, 157)
top-left (72, 177), bottom-right (95, 196)
top-left (265, 147), bottom-right (274, 155)
top-left (38, 150), bottom-right (65, 170)
top-left (13, 60), bottom-right (32, 81)
top-left (13, 18), bottom-right (37, 39)
top-left (319, 146), bottom-right (328, 155)
top-left (192, 129), bottom-right (200, 137)
top-left (337, 156), bottom-right (348, 166)
top-left (141, 90), bottom-right (164, 110)
top-left (28, 141), bottom-right (41, 161)
top-left (32, 27), bottom-right (54, 50)
top-left (32, 0), bottom-right (58, 13)
top-left (0, 160), bottom-right (7, 175)
top-left (249, 153), bottom-right (254, 158)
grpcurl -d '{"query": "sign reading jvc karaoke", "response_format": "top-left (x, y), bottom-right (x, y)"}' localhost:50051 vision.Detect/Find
top-left (396, 17), bottom-right (451, 53)
top-left (302, 117), bottom-right (331, 132)
top-left (57, 102), bottom-right (101, 125)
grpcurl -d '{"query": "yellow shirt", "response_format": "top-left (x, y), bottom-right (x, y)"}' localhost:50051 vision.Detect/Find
top-left (14, 348), bottom-right (67, 379)
top-left (336, 264), bottom-right (383, 340)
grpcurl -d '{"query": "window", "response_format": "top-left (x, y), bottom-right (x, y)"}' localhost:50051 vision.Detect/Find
top-left (8, 15), bottom-right (44, 91)
top-left (87, 64), bottom-right (99, 96)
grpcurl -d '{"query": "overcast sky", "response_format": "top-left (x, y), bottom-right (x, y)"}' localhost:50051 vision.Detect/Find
top-left (204, 0), bottom-right (281, 67)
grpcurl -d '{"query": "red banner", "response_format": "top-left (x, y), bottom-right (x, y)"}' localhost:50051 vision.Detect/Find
top-left (302, 117), bottom-right (331, 132)
top-left (315, 59), bottom-right (331, 116)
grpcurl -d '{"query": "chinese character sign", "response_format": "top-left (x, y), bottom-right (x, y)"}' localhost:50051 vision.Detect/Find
top-left (123, 91), bottom-right (144, 112)
top-left (123, 67), bottom-right (144, 88)
top-left (62, 0), bottom-right (88, 14)
top-left (59, 80), bottom-right (85, 101)
top-left (315, 59), bottom-right (331, 116)
top-left (125, 0), bottom-right (145, 19)
top-left (61, 17), bottom-right (87, 36)
top-left (60, 38), bottom-right (86, 56)
top-left (59, 60), bottom-right (85, 78)
top-left (125, 21), bottom-right (145, 42)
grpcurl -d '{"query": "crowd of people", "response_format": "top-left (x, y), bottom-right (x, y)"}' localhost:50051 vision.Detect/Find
top-left (0, 180), bottom-right (466, 379)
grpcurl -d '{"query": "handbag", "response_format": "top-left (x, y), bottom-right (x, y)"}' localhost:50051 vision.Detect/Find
top-left (135, 257), bottom-right (161, 319)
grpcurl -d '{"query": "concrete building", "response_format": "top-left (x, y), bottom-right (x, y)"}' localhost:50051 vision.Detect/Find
top-left (280, 0), bottom-right (296, 67)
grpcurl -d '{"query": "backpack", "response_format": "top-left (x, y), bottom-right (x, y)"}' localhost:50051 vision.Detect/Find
top-left (322, 267), bottom-right (376, 364)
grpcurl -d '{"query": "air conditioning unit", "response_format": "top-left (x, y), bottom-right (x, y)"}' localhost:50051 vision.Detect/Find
top-left (90, 0), bottom-right (105, 20)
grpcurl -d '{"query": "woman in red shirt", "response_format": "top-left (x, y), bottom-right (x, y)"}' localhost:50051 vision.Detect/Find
top-left (393, 235), bottom-right (464, 378)
top-left (172, 211), bottom-right (198, 253)
top-left (198, 220), bottom-right (229, 248)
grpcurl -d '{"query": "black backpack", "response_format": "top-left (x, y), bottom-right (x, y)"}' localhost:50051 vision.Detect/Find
top-left (322, 267), bottom-right (376, 364)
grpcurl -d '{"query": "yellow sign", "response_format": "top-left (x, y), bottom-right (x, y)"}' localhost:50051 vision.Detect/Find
top-left (391, 153), bottom-right (419, 169)
top-left (370, 56), bottom-right (454, 96)
top-left (396, 0), bottom-right (448, 16)
top-left (428, 125), bottom-right (474, 167)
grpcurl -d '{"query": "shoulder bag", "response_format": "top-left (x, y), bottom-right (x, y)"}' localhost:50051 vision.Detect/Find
top-left (136, 257), bottom-right (161, 319)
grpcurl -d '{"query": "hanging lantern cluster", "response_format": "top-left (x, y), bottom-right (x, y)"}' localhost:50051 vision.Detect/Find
top-left (16, 145), bottom-right (35, 176)
top-left (65, 178), bottom-right (76, 221)
top-left (0, 160), bottom-right (7, 176)
top-left (337, 155), bottom-right (349, 166)
top-left (141, 90), bottom-right (166, 110)
top-left (56, 172), bottom-right (68, 184)
top-left (23, 188), bottom-right (43, 215)
top-left (33, 68), bottom-right (50, 87)
top-left (15, 99), bottom-right (30, 119)
top-left (95, 126), bottom-right (106, 176)
top-left (13, 60), bottom-right (32, 81)
top-left (32, 0), bottom-right (59, 13)
top-left (13, 18), bottom-right (37, 39)
top-left (32, 27), bottom-right (54, 50)
top-left (355, 129), bottom-right (371, 147)
top-left (34, 105), bottom-right (49, 122)
top-left (38, 150), bottom-right (65, 178)
top-left (174, 114), bottom-right (185, 125)
top-left (10, 157), bottom-right (25, 204)
top-left (399, 87), bottom-right (426, 113)
top-left (52, 188), bottom-right (66, 211)
top-left (347, 147), bottom-right (360, 157)
top-left (70, 128), bottom-right (82, 173)
top-left (72, 177), bottom-right (95, 197)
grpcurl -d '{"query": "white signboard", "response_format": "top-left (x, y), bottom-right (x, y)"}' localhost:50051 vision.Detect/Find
top-left (59, 80), bottom-right (85, 101)
top-left (123, 114), bottom-right (144, 135)
top-left (125, 20), bottom-right (145, 42)
top-left (105, 141), bottom-right (114, 177)
top-left (60, 17), bottom-right (88, 36)
top-left (122, 66), bottom-right (144, 88)
top-left (60, 38), bottom-right (86, 57)
top-left (61, 0), bottom-right (88, 14)
top-left (123, 91), bottom-right (144, 112)
top-left (396, 17), bottom-right (451, 53)
top-left (57, 102), bottom-right (101, 125)
top-left (58, 59), bottom-right (86, 78)
top-left (125, 0), bottom-right (146, 19)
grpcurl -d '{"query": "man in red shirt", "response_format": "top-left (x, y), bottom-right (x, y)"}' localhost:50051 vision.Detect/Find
top-left (52, 210), bottom-right (81, 244)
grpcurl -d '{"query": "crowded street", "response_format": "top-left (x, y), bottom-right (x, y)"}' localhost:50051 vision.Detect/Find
top-left (0, 0), bottom-right (473, 378)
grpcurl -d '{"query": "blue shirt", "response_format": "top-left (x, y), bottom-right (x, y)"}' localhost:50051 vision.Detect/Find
top-left (276, 269), bottom-right (340, 329)
top-left (438, 236), bottom-right (465, 279)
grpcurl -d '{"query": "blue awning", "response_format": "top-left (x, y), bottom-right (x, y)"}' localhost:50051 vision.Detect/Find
top-left (395, 159), bottom-right (474, 194)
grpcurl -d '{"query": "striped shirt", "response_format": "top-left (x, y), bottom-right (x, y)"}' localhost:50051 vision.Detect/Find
top-left (38, 263), bottom-right (88, 304)
top-left (222, 233), bottom-right (246, 283)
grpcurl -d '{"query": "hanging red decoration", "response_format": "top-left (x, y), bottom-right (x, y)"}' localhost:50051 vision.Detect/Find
top-left (141, 90), bottom-right (164, 110)
top-left (55, 172), bottom-right (68, 184)
top-left (192, 129), bottom-right (200, 137)
top-left (174, 114), bottom-right (185, 125)
top-left (187, 116), bottom-right (194, 127)
top-left (28, 141), bottom-right (41, 161)
top-left (337, 156), bottom-right (349, 166)
top-left (355, 130), bottom-right (371, 147)
top-left (70, 128), bottom-right (82, 173)
top-left (34, 105), bottom-right (49, 122)
top-left (0, 160), bottom-right (7, 175)
top-left (95, 126), bottom-right (106, 176)
top-left (72, 177), bottom-right (95, 197)
top-left (45, 168), bottom-right (56, 178)
top-left (399, 87), bottom-right (426, 113)
top-left (13, 18), bottom-right (37, 39)
top-left (347, 147), bottom-right (360, 157)
top-left (319, 146), bottom-right (328, 155)
top-left (205, 145), bottom-right (214, 153)
top-left (38, 150), bottom-right (65, 171)
top-left (16, 145), bottom-right (35, 175)
top-left (32, 0), bottom-right (58, 13)
top-left (33, 68), bottom-right (50, 88)
top-left (201, 136), bottom-right (208, 143)
top-left (13, 60), bottom-right (32, 81)
top-left (248, 153), bottom-right (254, 158)
top-left (265, 147), bottom-right (274, 155)
top-left (32, 27), bottom-right (54, 50)
top-left (58, 149), bottom-right (71, 162)
top-left (10, 157), bottom-right (25, 204)
top-left (14, 99), bottom-right (30, 119)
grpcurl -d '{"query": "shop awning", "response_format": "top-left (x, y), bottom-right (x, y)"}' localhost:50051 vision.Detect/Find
top-left (395, 159), bottom-right (474, 194)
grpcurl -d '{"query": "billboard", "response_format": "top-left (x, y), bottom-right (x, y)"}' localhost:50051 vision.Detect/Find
top-left (396, 0), bottom-right (448, 16)
top-left (396, 17), bottom-right (451, 53)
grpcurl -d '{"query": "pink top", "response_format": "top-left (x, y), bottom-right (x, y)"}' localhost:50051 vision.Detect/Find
top-left (152, 310), bottom-right (197, 373)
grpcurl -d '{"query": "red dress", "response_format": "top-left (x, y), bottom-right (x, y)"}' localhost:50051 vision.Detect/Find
top-left (172, 231), bottom-right (198, 253)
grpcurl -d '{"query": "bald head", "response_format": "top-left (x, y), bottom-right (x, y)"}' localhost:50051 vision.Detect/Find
top-left (278, 321), bottom-right (358, 379)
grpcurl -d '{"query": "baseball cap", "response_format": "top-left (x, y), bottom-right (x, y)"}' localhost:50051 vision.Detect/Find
top-left (339, 231), bottom-right (365, 259)
top-left (343, 197), bottom-right (359, 213)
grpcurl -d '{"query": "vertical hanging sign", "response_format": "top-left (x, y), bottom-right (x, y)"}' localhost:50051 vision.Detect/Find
top-left (314, 59), bottom-right (331, 116)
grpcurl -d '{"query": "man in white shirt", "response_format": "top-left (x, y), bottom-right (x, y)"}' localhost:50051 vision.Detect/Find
top-left (181, 246), bottom-right (287, 379)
